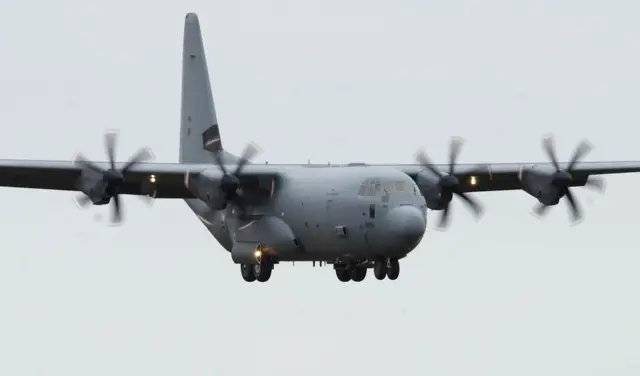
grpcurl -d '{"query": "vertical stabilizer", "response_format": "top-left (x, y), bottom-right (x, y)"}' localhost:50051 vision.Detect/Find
top-left (179, 13), bottom-right (222, 163)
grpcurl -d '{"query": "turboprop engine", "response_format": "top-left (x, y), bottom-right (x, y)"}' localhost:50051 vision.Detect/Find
top-left (183, 142), bottom-right (278, 217)
top-left (73, 131), bottom-right (154, 224)
top-left (519, 136), bottom-right (604, 222)
top-left (413, 137), bottom-right (483, 229)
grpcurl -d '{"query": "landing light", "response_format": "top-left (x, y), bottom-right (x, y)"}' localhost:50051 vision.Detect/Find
top-left (149, 174), bottom-right (156, 183)
top-left (254, 249), bottom-right (262, 259)
top-left (469, 176), bottom-right (477, 186)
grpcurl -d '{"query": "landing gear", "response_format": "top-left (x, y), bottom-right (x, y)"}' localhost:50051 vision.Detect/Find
top-left (373, 260), bottom-right (387, 280)
top-left (386, 258), bottom-right (400, 280)
top-left (241, 264), bottom-right (256, 282)
top-left (240, 258), bottom-right (274, 282)
top-left (334, 263), bottom-right (367, 282)
top-left (373, 257), bottom-right (400, 280)
top-left (253, 261), bottom-right (272, 282)
top-left (335, 268), bottom-right (350, 282)
top-left (351, 266), bottom-right (367, 282)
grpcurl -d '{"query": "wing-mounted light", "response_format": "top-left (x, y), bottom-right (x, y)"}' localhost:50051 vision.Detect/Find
top-left (522, 135), bottom-right (605, 223)
top-left (413, 137), bottom-right (483, 230)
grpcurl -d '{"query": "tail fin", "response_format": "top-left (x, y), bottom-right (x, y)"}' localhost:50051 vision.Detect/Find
top-left (179, 13), bottom-right (223, 163)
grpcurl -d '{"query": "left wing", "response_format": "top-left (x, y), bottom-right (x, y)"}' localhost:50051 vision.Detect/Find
top-left (385, 138), bottom-right (640, 194)
top-left (387, 161), bottom-right (640, 193)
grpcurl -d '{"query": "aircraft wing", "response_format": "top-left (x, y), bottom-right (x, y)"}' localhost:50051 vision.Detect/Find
top-left (389, 161), bottom-right (640, 193)
top-left (0, 159), bottom-right (281, 198)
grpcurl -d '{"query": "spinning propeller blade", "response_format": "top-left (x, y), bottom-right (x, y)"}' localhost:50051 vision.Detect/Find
top-left (415, 137), bottom-right (483, 229)
top-left (207, 142), bottom-right (263, 217)
top-left (74, 130), bottom-right (154, 225)
top-left (534, 135), bottom-right (604, 223)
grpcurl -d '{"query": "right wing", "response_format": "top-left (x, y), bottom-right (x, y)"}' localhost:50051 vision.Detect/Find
top-left (0, 159), bottom-right (282, 198)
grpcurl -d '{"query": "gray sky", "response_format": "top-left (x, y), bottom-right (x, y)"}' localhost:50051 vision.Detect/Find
top-left (1, 0), bottom-right (639, 375)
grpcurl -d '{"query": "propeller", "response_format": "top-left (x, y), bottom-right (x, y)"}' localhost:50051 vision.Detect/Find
top-left (532, 135), bottom-right (605, 223)
top-left (73, 131), bottom-right (154, 225)
top-left (209, 142), bottom-right (262, 215)
top-left (414, 137), bottom-right (483, 229)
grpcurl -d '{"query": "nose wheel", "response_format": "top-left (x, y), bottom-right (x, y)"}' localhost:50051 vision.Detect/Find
top-left (374, 258), bottom-right (399, 280)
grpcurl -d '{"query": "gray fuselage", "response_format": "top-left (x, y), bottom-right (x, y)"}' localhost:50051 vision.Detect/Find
top-left (187, 165), bottom-right (427, 264)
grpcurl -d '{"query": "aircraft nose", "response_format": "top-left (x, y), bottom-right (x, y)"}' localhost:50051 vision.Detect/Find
top-left (387, 205), bottom-right (426, 250)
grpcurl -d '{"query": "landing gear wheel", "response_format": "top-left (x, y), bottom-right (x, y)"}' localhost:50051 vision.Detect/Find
top-left (351, 267), bottom-right (367, 282)
top-left (386, 258), bottom-right (400, 280)
top-left (240, 264), bottom-right (256, 282)
top-left (373, 260), bottom-right (387, 280)
top-left (254, 261), bottom-right (273, 282)
top-left (335, 268), bottom-right (351, 282)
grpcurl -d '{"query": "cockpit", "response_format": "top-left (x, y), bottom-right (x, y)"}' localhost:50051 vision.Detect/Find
top-left (357, 178), bottom-right (421, 197)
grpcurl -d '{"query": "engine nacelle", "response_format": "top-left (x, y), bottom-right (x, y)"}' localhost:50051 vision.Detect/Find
top-left (231, 216), bottom-right (300, 264)
top-left (416, 170), bottom-right (452, 210)
top-left (76, 169), bottom-right (111, 205)
top-left (519, 165), bottom-right (563, 206)
top-left (184, 167), bottom-right (228, 209)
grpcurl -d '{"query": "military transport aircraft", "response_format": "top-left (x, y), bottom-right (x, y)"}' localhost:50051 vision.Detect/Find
top-left (0, 12), bottom-right (637, 283)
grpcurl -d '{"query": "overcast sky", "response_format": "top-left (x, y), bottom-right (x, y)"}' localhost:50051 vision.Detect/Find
top-left (0, 0), bottom-right (639, 375)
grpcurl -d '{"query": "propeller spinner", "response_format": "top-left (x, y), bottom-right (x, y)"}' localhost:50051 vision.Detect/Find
top-left (73, 131), bottom-right (154, 225)
top-left (414, 137), bottom-right (483, 229)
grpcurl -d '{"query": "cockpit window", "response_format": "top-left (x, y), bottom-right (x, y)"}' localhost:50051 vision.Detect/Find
top-left (358, 179), bottom-right (413, 196)
top-left (374, 182), bottom-right (382, 196)
top-left (413, 184), bottom-right (423, 196)
top-left (383, 181), bottom-right (395, 194)
top-left (365, 184), bottom-right (374, 196)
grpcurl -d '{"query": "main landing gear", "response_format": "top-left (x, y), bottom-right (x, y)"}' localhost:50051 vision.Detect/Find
top-left (334, 258), bottom-right (400, 282)
top-left (240, 258), bottom-right (273, 282)
top-left (335, 264), bottom-right (367, 282)
top-left (373, 258), bottom-right (399, 281)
